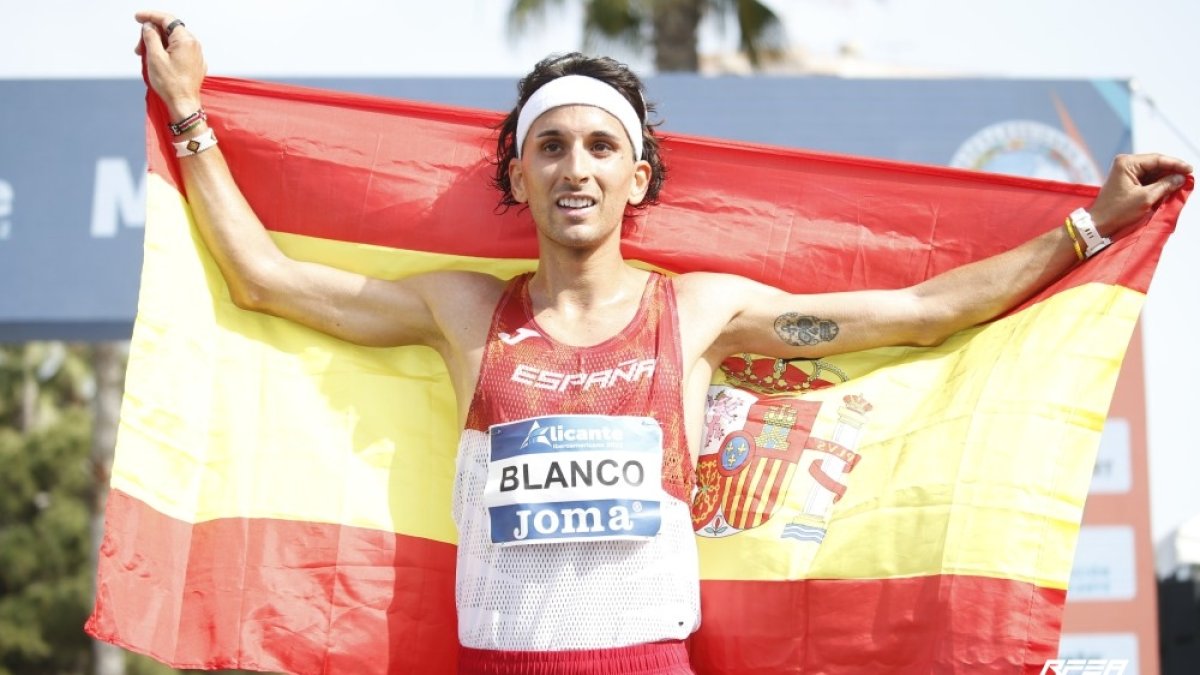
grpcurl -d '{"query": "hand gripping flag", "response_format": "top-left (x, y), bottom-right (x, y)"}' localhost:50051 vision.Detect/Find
top-left (86, 77), bottom-right (1191, 674)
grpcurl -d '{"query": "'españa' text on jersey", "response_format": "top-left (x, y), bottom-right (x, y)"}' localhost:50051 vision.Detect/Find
top-left (510, 358), bottom-right (656, 392)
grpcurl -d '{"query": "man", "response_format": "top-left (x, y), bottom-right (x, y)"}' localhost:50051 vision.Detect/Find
top-left (135, 9), bottom-right (1190, 675)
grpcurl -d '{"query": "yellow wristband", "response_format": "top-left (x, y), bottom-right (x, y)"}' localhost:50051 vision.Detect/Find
top-left (1064, 217), bottom-right (1084, 261)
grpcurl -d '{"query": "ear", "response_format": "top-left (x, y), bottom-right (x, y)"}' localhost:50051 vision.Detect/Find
top-left (508, 157), bottom-right (528, 203)
top-left (627, 159), bottom-right (653, 205)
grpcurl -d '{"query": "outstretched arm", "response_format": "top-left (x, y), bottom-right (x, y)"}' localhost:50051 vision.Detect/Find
top-left (134, 11), bottom-right (456, 349)
top-left (691, 153), bottom-right (1192, 361)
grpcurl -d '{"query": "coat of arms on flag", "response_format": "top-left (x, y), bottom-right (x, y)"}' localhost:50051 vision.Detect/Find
top-left (693, 355), bottom-right (871, 551)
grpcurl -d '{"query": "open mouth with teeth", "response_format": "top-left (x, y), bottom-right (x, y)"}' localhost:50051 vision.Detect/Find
top-left (556, 196), bottom-right (597, 210)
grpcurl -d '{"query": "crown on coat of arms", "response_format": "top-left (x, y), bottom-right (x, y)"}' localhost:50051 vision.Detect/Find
top-left (720, 354), bottom-right (849, 395)
top-left (842, 394), bottom-right (873, 414)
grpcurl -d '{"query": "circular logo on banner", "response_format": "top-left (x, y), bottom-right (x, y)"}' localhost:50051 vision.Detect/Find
top-left (950, 120), bottom-right (1101, 185)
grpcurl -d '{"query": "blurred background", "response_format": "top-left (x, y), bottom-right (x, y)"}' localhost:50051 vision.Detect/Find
top-left (1, 1), bottom-right (1197, 673)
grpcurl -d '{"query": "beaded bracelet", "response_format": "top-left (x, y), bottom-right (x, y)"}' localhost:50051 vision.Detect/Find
top-left (172, 129), bottom-right (218, 158)
top-left (169, 109), bottom-right (207, 136)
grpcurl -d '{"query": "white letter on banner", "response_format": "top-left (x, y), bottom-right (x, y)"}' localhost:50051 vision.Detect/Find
top-left (534, 509), bottom-right (558, 534)
top-left (0, 179), bottom-right (13, 240)
top-left (1040, 660), bottom-right (1063, 675)
top-left (608, 505), bottom-right (633, 532)
top-left (560, 507), bottom-right (603, 534)
top-left (91, 158), bottom-right (146, 238)
top-left (513, 509), bottom-right (531, 540)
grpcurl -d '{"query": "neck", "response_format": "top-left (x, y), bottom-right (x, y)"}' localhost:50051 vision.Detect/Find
top-left (530, 234), bottom-right (644, 312)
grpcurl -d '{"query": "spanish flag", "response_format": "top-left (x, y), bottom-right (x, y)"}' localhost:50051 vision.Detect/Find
top-left (86, 77), bottom-right (1191, 674)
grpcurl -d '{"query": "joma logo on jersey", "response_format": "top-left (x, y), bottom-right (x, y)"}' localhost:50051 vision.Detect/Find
top-left (511, 358), bottom-right (656, 392)
top-left (490, 498), bottom-right (661, 544)
top-left (520, 420), bottom-right (626, 449)
top-left (512, 502), bottom-right (637, 541)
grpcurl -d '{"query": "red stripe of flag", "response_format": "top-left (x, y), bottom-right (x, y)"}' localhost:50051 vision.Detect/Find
top-left (147, 77), bottom-right (1190, 301)
top-left (694, 577), bottom-right (1065, 674)
top-left (91, 490), bottom-right (1063, 674)
top-left (87, 490), bottom-right (458, 675)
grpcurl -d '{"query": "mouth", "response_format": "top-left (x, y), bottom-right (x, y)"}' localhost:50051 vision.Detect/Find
top-left (555, 195), bottom-right (597, 213)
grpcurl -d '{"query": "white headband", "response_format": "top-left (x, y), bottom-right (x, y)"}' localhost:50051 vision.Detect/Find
top-left (515, 74), bottom-right (644, 160)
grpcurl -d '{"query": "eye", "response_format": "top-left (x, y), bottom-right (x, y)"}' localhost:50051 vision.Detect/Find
top-left (540, 140), bottom-right (562, 154)
top-left (591, 140), bottom-right (615, 154)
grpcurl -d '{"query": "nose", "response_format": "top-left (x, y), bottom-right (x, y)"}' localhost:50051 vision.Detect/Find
top-left (559, 143), bottom-right (591, 186)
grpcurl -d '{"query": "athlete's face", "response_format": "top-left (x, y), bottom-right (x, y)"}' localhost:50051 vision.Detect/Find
top-left (508, 105), bottom-right (651, 249)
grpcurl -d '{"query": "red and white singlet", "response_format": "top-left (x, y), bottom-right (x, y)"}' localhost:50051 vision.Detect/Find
top-left (452, 271), bottom-right (699, 653)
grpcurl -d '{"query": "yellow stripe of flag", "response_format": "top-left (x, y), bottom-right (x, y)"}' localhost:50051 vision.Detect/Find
top-left (698, 281), bottom-right (1140, 588)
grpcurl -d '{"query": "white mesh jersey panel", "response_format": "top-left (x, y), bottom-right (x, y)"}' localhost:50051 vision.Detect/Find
top-left (453, 429), bottom-right (701, 651)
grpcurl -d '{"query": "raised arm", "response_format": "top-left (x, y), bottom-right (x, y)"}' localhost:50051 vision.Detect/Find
top-left (686, 153), bottom-right (1192, 362)
top-left (134, 11), bottom-right (474, 349)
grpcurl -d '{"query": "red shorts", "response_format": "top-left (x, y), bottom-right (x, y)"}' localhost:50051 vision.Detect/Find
top-left (457, 640), bottom-right (694, 675)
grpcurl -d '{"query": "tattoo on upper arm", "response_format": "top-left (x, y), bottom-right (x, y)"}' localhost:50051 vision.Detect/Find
top-left (774, 313), bottom-right (839, 346)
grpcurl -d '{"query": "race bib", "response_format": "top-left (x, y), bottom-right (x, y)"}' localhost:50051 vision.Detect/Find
top-left (484, 415), bottom-right (665, 545)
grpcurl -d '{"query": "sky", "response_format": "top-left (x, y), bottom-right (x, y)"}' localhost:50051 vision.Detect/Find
top-left (2, 0), bottom-right (1197, 548)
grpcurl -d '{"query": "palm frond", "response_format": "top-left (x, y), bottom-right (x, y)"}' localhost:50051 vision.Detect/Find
top-left (706, 0), bottom-right (786, 66)
top-left (734, 0), bottom-right (786, 65)
top-left (507, 0), bottom-right (571, 39)
top-left (583, 0), bottom-right (649, 51)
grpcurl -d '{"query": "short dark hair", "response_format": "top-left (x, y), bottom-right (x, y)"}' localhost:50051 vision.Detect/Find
top-left (491, 52), bottom-right (666, 211)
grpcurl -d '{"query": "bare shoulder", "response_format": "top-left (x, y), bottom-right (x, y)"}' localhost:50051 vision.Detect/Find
top-left (411, 270), bottom-right (510, 350)
top-left (672, 271), bottom-right (762, 361)
top-left (673, 271), bottom-right (761, 313)
top-left (416, 269), bottom-right (508, 315)
top-left (418, 269), bottom-right (507, 292)
top-left (674, 270), bottom-right (738, 294)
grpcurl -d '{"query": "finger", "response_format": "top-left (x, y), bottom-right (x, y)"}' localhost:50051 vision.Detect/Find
top-left (133, 10), bottom-right (160, 55)
top-left (1142, 172), bottom-right (1189, 206)
top-left (1125, 153), bottom-right (1194, 181)
top-left (134, 9), bottom-right (177, 28)
top-left (133, 27), bottom-right (152, 56)
top-left (136, 10), bottom-right (192, 48)
top-left (140, 21), bottom-right (166, 58)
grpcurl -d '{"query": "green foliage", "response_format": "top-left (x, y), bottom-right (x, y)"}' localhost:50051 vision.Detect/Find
top-left (506, 0), bottom-right (785, 70)
top-left (0, 389), bottom-right (93, 674)
top-left (723, 0), bottom-right (786, 65)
